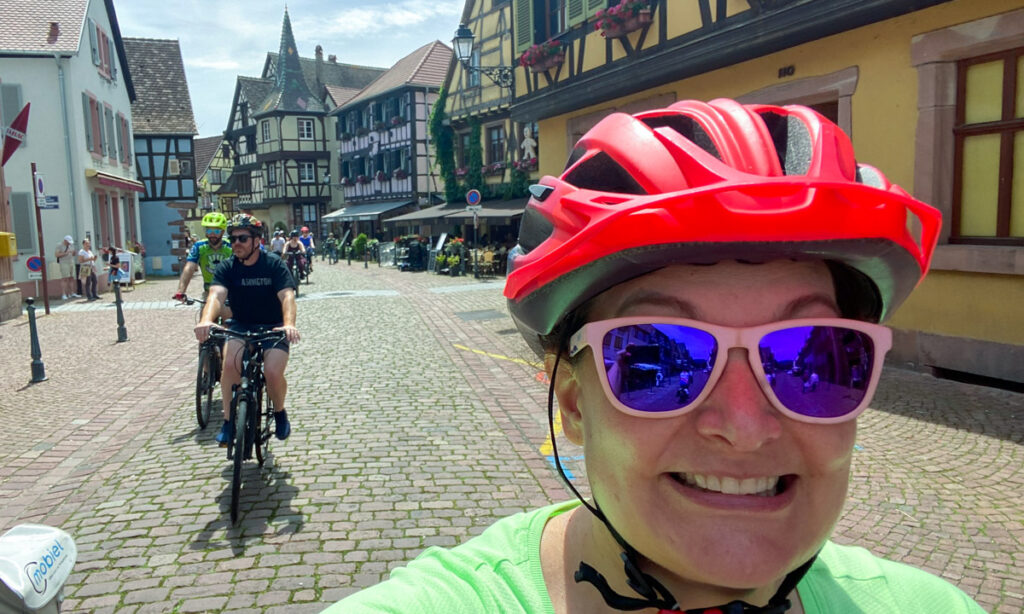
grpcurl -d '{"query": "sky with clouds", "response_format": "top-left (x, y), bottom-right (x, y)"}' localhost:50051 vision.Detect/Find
top-left (115, 0), bottom-right (463, 137)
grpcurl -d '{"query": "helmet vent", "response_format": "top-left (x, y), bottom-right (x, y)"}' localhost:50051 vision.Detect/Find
top-left (641, 115), bottom-right (720, 160)
top-left (759, 111), bottom-right (811, 176)
top-left (564, 146), bottom-right (587, 172)
top-left (855, 165), bottom-right (886, 188)
top-left (563, 152), bottom-right (646, 194)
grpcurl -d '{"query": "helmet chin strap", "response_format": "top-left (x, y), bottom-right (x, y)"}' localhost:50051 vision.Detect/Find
top-left (546, 353), bottom-right (816, 613)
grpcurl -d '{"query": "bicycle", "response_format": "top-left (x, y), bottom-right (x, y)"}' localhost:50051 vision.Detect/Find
top-left (285, 253), bottom-right (303, 296)
top-left (180, 295), bottom-right (221, 429)
top-left (210, 327), bottom-right (285, 524)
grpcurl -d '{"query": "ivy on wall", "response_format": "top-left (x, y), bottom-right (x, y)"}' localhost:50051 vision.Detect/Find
top-left (429, 87), bottom-right (460, 204)
top-left (466, 119), bottom-right (484, 193)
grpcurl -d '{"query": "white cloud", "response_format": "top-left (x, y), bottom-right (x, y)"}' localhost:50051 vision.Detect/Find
top-left (185, 58), bottom-right (244, 71)
top-left (297, 1), bottom-right (463, 37)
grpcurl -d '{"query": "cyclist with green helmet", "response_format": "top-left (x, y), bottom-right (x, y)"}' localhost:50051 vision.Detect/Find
top-left (174, 212), bottom-right (233, 303)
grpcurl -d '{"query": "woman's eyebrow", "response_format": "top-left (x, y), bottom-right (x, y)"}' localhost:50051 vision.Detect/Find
top-left (614, 291), bottom-right (699, 319)
top-left (780, 294), bottom-right (840, 319)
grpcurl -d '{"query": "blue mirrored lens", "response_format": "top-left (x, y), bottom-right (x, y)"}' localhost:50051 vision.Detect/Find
top-left (601, 324), bottom-right (717, 413)
top-left (760, 326), bottom-right (874, 418)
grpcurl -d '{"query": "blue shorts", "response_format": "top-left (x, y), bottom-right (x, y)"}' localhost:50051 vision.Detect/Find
top-left (226, 321), bottom-right (290, 354)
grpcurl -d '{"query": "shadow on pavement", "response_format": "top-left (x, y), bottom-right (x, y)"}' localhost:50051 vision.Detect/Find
top-left (190, 463), bottom-right (303, 557)
top-left (872, 368), bottom-right (1023, 443)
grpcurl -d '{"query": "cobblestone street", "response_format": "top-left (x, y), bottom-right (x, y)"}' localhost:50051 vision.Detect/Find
top-left (0, 262), bottom-right (1020, 613)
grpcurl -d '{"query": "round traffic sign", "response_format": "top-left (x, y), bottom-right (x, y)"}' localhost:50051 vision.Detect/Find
top-left (465, 189), bottom-right (481, 206)
top-left (26, 256), bottom-right (43, 272)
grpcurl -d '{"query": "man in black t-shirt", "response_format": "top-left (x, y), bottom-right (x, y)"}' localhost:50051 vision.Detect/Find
top-left (194, 213), bottom-right (300, 445)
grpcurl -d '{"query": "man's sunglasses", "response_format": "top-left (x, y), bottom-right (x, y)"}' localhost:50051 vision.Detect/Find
top-left (228, 234), bottom-right (252, 244)
top-left (206, 229), bottom-right (223, 237)
top-left (568, 317), bottom-right (891, 424)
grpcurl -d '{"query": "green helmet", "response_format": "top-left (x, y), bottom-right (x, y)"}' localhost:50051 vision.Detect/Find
top-left (201, 211), bottom-right (228, 231)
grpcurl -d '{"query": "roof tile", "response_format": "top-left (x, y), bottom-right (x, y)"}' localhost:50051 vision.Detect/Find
top-left (123, 37), bottom-right (197, 134)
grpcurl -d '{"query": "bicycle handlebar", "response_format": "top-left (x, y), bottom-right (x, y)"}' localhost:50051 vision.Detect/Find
top-left (178, 294), bottom-right (205, 306)
top-left (209, 327), bottom-right (286, 343)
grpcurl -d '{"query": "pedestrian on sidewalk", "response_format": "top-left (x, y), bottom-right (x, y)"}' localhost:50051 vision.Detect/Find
top-left (325, 100), bottom-right (983, 613)
top-left (54, 235), bottom-right (80, 299)
top-left (77, 238), bottom-right (99, 300)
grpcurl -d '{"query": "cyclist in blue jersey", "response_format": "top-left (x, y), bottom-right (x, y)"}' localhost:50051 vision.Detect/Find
top-left (299, 226), bottom-right (315, 273)
top-left (174, 212), bottom-right (233, 314)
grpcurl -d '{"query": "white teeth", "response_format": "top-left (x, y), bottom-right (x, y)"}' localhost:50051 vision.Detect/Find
top-left (681, 473), bottom-right (780, 496)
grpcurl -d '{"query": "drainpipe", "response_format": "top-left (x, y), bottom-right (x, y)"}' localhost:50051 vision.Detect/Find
top-left (54, 53), bottom-right (80, 239)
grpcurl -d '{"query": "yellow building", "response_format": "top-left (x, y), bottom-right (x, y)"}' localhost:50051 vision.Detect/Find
top-left (508, 0), bottom-right (1023, 384)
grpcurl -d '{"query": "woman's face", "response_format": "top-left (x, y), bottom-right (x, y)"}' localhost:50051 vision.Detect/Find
top-left (560, 260), bottom-right (855, 591)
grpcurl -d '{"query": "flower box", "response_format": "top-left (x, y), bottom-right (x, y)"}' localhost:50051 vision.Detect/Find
top-left (520, 40), bottom-right (565, 73)
top-left (356, 174), bottom-right (371, 184)
top-left (374, 121), bottom-right (387, 132)
top-left (390, 115), bottom-right (405, 127)
top-left (596, 1), bottom-right (652, 38)
top-left (356, 127), bottom-right (370, 137)
top-left (392, 168), bottom-right (408, 180)
top-left (455, 167), bottom-right (468, 179)
top-left (484, 162), bottom-right (506, 175)
top-left (339, 177), bottom-right (353, 187)
top-left (375, 170), bottom-right (387, 181)
top-left (513, 157), bottom-right (538, 172)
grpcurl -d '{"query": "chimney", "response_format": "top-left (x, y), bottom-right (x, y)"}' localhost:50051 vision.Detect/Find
top-left (328, 54), bottom-right (337, 63)
top-left (315, 44), bottom-right (324, 92)
top-left (47, 22), bottom-right (60, 44)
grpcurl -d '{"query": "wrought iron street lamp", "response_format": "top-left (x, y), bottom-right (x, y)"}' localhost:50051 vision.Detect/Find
top-left (452, 23), bottom-right (513, 92)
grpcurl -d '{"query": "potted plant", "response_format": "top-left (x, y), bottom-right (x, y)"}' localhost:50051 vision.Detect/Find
top-left (356, 174), bottom-right (371, 184)
top-left (455, 166), bottom-right (469, 179)
top-left (375, 170), bottom-right (387, 181)
top-left (485, 161), bottom-right (506, 176)
top-left (513, 157), bottom-right (538, 172)
top-left (390, 115), bottom-right (405, 127)
top-left (595, 0), bottom-right (652, 38)
top-left (519, 40), bottom-right (565, 73)
top-left (392, 168), bottom-right (409, 180)
top-left (339, 176), bottom-right (353, 186)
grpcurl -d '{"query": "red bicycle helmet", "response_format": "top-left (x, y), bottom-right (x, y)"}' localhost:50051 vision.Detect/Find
top-left (505, 98), bottom-right (941, 354)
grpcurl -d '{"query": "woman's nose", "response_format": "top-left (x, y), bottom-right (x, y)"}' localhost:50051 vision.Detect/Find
top-left (694, 348), bottom-right (783, 451)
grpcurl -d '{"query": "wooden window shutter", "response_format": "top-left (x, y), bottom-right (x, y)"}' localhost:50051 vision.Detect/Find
top-left (82, 93), bottom-right (94, 152)
top-left (87, 18), bottom-right (100, 66)
top-left (567, 0), bottom-right (587, 27)
top-left (514, 0), bottom-right (534, 55)
top-left (108, 38), bottom-right (117, 81)
top-left (586, 0), bottom-right (606, 17)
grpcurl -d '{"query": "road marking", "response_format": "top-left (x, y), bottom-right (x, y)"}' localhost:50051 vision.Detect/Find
top-left (452, 343), bottom-right (543, 369)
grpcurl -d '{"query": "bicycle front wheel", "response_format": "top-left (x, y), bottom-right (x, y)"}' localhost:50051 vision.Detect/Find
top-left (255, 385), bottom-right (272, 467)
top-left (195, 346), bottom-right (214, 429)
top-left (231, 397), bottom-right (248, 525)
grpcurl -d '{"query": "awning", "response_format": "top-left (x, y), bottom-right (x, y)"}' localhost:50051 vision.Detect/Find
top-left (85, 169), bottom-right (145, 193)
top-left (385, 204), bottom-right (461, 223)
top-left (323, 199), bottom-right (413, 222)
top-left (444, 198), bottom-right (527, 220)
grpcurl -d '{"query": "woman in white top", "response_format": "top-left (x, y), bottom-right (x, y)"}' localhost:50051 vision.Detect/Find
top-left (77, 238), bottom-right (99, 300)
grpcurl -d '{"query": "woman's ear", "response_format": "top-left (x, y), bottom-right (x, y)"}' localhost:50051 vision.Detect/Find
top-left (546, 352), bottom-right (584, 446)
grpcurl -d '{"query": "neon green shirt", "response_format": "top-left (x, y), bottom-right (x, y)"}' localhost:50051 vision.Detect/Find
top-left (325, 501), bottom-right (985, 613)
top-left (186, 239), bottom-right (232, 288)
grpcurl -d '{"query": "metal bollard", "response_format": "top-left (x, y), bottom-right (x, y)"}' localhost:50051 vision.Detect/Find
top-left (26, 298), bottom-right (47, 383)
top-left (364, 250), bottom-right (368, 269)
top-left (347, 247), bottom-right (352, 266)
top-left (113, 282), bottom-right (128, 342)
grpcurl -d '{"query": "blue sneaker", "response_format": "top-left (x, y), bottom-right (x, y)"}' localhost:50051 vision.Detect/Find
top-left (216, 419), bottom-right (234, 446)
top-left (274, 410), bottom-right (290, 440)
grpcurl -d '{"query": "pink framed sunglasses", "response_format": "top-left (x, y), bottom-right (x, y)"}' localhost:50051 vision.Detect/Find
top-left (568, 317), bottom-right (892, 424)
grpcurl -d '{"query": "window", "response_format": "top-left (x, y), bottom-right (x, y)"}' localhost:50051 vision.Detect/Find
top-left (953, 46), bottom-right (1024, 243)
top-left (266, 163), bottom-right (277, 186)
top-left (486, 125), bottom-right (506, 165)
top-left (211, 168), bottom-right (222, 184)
top-left (457, 132), bottom-right (471, 167)
top-left (10, 192), bottom-right (35, 252)
top-left (299, 161), bottom-right (315, 183)
top-left (469, 49), bottom-right (481, 88)
top-left (261, 120), bottom-right (271, 143)
top-left (87, 18), bottom-right (115, 80)
top-left (1, 84), bottom-right (25, 146)
top-left (118, 114), bottom-right (132, 164)
top-left (390, 148), bottom-right (405, 171)
top-left (298, 118), bottom-right (314, 140)
top-left (179, 158), bottom-right (192, 177)
top-left (302, 203), bottom-right (317, 223)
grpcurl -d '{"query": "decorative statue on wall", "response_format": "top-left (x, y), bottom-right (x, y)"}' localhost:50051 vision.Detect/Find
top-left (520, 125), bottom-right (537, 161)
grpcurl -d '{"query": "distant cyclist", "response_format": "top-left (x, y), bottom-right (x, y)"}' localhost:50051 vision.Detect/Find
top-left (283, 230), bottom-right (306, 280)
top-left (299, 226), bottom-right (315, 272)
top-left (270, 229), bottom-right (286, 255)
top-left (194, 213), bottom-right (299, 445)
top-left (173, 212), bottom-right (232, 309)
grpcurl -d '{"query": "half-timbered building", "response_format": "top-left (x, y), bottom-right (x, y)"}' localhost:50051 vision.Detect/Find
top-left (123, 36), bottom-right (197, 275)
top-left (328, 41), bottom-right (452, 240)
top-left (222, 10), bottom-right (385, 237)
top-left (505, 0), bottom-right (1024, 383)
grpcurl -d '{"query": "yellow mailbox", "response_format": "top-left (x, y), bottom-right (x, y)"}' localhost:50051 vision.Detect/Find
top-left (0, 232), bottom-right (16, 257)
